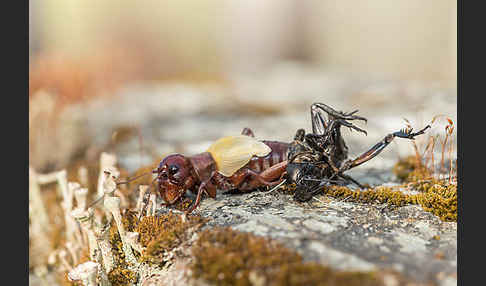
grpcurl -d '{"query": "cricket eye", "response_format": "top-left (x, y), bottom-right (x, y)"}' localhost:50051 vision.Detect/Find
top-left (168, 165), bottom-right (179, 175)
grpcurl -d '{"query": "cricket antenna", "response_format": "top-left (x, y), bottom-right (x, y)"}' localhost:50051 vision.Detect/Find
top-left (87, 169), bottom-right (158, 209)
top-left (116, 169), bottom-right (157, 186)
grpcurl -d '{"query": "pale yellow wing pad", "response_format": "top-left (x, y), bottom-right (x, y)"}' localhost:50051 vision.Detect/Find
top-left (206, 135), bottom-right (272, 177)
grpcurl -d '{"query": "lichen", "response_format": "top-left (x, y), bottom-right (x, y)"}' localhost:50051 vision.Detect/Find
top-left (108, 210), bottom-right (140, 285)
top-left (190, 227), bottom-right (384, 286)
top-left (107, 209), bottom-right (207, 278)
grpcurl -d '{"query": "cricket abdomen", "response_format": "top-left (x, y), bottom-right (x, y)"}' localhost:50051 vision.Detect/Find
top-left (247, 141), bottom-right (289, 173)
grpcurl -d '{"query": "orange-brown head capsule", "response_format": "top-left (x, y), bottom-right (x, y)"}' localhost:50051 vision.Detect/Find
top-left (156, 154), bottom-right (196, 204)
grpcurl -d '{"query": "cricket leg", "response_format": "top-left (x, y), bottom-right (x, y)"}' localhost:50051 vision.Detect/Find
top-left (185, 174), bottom-right (217, 214)
top-left (241, 127), bottom-right (255, 137)
top-left (232, 161), bottom-right (288, 190)
top-left (259, 161), bottom-right (288, 182)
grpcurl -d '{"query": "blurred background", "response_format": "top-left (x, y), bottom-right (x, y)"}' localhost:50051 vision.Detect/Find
top-left (30, 0), bottom-right (456, 83)
top-left (29, 0), bottom-right (457, 173)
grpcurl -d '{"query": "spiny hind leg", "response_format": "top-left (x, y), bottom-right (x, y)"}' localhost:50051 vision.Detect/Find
top-left (232, 162), bottom-right (288, 191)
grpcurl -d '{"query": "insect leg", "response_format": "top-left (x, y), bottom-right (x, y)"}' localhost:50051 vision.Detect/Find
top-left (232, 163), bottom-right (288, 191)
top-left (258, 161), bottom-right (288, 182)
top-left (184, 175), bottom-right (216, 214)
top-left (311, 103), bottom-right (367, 136)
top-left (339, 125), bottom-right (431, 172)
top-left (312, 103), bottom-right (367, 122)
top-left (241, 127), bottom-right (255, 137)
top-left (311, 103), bottom-right (328, 135)
top-left (184, 184), bottom-right (206, 214)
top-left (337, 173), bottom-right (366, 189)
top-left (336, 119), bottom-right (367, 135)
top-left (293, 177), bottom-right (337, 202)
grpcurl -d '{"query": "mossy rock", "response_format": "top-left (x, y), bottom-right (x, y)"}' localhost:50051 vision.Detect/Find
top-left (190, 227), bottom-right (384, 286)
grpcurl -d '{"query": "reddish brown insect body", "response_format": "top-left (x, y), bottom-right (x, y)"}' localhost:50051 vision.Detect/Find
top-left (155, 128), bottom-right (289, 214)
top-left (141, 102), bottom-right (429, 215)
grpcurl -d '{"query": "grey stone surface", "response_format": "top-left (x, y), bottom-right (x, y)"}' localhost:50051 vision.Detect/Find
top-left (64, 65), bottom-right (457, 285)
top-left (181, 187), bottom-right (457, 284)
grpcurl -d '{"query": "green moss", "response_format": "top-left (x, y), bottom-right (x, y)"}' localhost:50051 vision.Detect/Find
top-left (309, 181), bottom-right (456, 222)
top-left (106, 210), bottom-right (206, 284)
top-left (322, 185), bottom-right (414, 207)
top-left (393, 155), bottom-right (432, 182)
top-left (279, 155), bottom-right (457, 222)
top-left (190, 227), bottom-right (384, 286)
top-left (107, 268), bottom-right (137, 286)
top-left (108, 210), bottom-right (140, 285)
top-left (413, 180), bottom-right (457, 222)
top-left (135, 212), bottom-right (207, 266)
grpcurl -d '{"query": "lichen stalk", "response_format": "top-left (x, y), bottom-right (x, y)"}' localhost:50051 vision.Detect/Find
top-left (68, 261), bottom-right (99, 286)
top-left (58, 249), bottom-right (73, 272)
top-left (78, 165), bottom-right (89, 187)
top-left (65, 242), bottom-right (79, 266)
top-left (98, 152), bottom-right (117, 198)
top-left (104, 197), bottom-right (139, 268)
top-left (74, 187), bottom-right (89, 211)
top-left (115, 189), bottom-right (129, 209)
top-left (96, 224), bottom-right (116, 274)
top-left (96, 167), bottom-right (121, 219)
top-left (29, 167), bottom-right (50, 231)
top-left (68, 182), bottom-right (85, 245)
top-left (71, 209), bottom-right (101, 262)
top-left (149, 194), bottom-right (157, 216)
top-left (36, 169), bottom-right (63, 185)
top-left (57, 171), bottom-right (78, 243)
top-left (29, 167), bottom-right (53, 271)
top-left (136, 185), bottom-right (149, 215)
top-left (126, 232), bottom-right (143, 253)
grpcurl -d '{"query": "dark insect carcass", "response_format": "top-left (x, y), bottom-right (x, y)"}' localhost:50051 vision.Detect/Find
top-left (132, 103), bottom-right (429, 214)
top-left (286, 103), bottom-right (430, 202)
